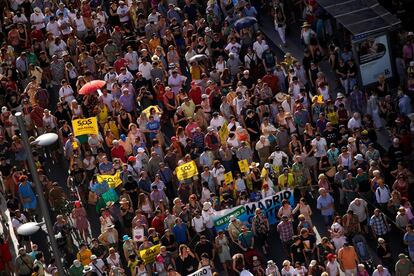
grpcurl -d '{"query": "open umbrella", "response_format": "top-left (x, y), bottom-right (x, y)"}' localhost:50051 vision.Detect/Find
top-left (189, 54), bottom-right (208, 63)
top-left (234, 17), bottom-right (258, 30)
top-left (79, 80), bottom-right (106, 95)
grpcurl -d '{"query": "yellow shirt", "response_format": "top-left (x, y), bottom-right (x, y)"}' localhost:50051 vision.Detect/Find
top-left (190, 65), bottom-right (201, 80)
top-left (278, 173), bottom-right (295, 189)
top-left (97, 105), bottom-right (109, 125)
top-left (105, 121), bottom-right (119, 139)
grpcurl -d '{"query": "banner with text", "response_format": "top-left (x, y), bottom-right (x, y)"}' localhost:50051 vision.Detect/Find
top-left (188, 266), bottom-right (213, 276)
top-left (176, 160), bottom-right (198, 181)
top-left (97, 171), bottom-right (123, 188)
top-left (213, 189), bottom-right (294, 231)
top-left (139, 244), bottom-right (161, 264)
top-left (72, 117), bottom-right (99, 136)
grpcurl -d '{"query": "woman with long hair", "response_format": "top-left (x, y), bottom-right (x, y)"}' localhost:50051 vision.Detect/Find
top-left (137, 193), bottom-right (154, 219)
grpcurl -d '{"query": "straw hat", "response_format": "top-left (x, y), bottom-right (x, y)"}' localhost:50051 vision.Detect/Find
top-left (302, 22), bottom-right (311, 28)
top-left (275, 92), bottom-right (287, 102)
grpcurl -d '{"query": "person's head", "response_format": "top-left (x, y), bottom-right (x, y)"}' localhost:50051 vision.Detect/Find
top-left (399, 253), bottom-right (409, 263)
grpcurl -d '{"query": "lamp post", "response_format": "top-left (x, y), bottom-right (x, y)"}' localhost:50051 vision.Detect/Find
top-left (15, 112), bottom-right (65, 275)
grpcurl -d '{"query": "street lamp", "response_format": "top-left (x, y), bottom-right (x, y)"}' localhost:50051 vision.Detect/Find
top-left (15, 112), bottom-right (65, 275)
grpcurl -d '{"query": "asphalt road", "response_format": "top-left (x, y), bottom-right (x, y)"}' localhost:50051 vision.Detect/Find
top-left (25, 11), bottom-right (403, 275)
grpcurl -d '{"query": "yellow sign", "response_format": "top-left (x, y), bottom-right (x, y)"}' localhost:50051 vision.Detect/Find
top-left (176, 160), bottom-right (198, 181)
top-left (97, 171), bottom-right (123, 188)
top-left (238, 159), bottom-right (249, 173)
top-left (72, 117), bottom-right (99, 136)
top-left (224, 171), bottom-right (233, 184)
top-left (139, 244), bottom-right (161, 264)
top-left (218, 122), bottom-right (229, 143)
top-left (142, 105), bottom-right (161, 117)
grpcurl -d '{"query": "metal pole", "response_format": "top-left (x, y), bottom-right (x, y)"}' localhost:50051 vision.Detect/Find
top-left (15, 112), bottom-right (66, 275)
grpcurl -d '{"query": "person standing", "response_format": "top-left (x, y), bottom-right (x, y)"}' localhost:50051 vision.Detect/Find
top-left (15, 248), bottom-right (34, 276)
top-left (337, 243), bottom-right (359, 276)
top-left (316, 188), bottom-right (335, 226)
top-left (277, 215), bottom-right (294, 254)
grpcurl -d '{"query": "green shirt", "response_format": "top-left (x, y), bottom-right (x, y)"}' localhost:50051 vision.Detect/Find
top-left (69, 264), bottom-right (84, 276)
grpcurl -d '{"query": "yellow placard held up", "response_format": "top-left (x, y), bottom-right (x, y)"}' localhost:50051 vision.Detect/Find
top-left (218, 122), bottom-right (229, 143)
top-left (72, 117), bottom-right (99, 136)
top-left (142, 105), bottom-right (161, 117)
top-left (224, 171), bottom-right (233, 184)
top-left (139, 243), bottom-right (161, 264)
top-left (97, 171), bottom-right (123, 188)
top-left (238, 159), bottom-right (249, 173)
top-left (176, 160), bottom-right (198, 181)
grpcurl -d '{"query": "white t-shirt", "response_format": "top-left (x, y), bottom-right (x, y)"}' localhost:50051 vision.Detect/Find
top-left (100, 94), bottom-right (114, 111)
top-left (117, 5), bottom-right (130, 22)
top-left (73, 16), bottom-right (87, 32)
top-left (326, 260), bottom-right (340, 276)
top-left (225, 42), bottom-right (241, 55)
top-left (348, 199), bottom-right (368, 222)
top-left (46, 21), bottom-right (61, 37)
top-left (125, 51), bottom-right (139, 71)
top-left (83, 156), bottom-right (97, 171)
top-left (212, 166), bottom-right (225, 184)
top-left (138, 62), bottom-right (153, 80)
top-left (104, 72), bottom-right (118, 90)
top-left (191, 216), bottom-right (205, 233)
top-left (90, 259), bottom-right (106, 276)
top-left (232, 97), bottom-right (246, 116)
top-left (210, 116), bottom-right (225, 130)
top-left (30, 13), bottom-right (45, 29)
top-left (58, 17), bottom-right (72, 35)
top-left (311, 137), bottom-right (327, 158)
top-left (269, 150), bottom-right (288, 167)
top-left (253, 40), bottom-right (268, 59)
top-left (118, 71), bottom-right (134, 84)
top-left (147, 12), bottom-right (160, 23)
top-left (59, 86), bottom-right (75, 103)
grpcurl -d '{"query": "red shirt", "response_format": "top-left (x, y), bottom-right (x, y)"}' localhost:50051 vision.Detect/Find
top-left (262, 74), bottom-right (279, 93)
top-left (31, 29), bottom-right (44, 42)
top-left (151, 216), bottom-right (165, 235)
top-left (30, 105), bottom-right (44, 127)
top-left (114, 58), bottom-right (127, 73)
top-left (111, 145), bottom-right (126, 163)
top-left (188, 86), bottom-right (202, 105)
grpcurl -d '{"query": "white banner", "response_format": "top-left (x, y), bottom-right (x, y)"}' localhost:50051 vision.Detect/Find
top-left (357, 34), bottom-right (392, 85)
top-left (188, 266), bottom-right (212, 276)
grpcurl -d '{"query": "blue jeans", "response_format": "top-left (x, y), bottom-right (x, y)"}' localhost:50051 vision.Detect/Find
top-left (323, 214), bottom-right (334, 225)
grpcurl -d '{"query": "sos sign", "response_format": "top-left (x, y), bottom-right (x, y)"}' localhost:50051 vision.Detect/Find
top-left (72, 117), bottom-right (99, 136)
top-left (176, 160), bottom-right (198, 181)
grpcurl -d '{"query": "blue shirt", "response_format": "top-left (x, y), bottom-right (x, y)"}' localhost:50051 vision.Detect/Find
top-left (146, 120), bottom-right (160, 139)
top-left (404, 232), bottom-right (414, 252)
top-left (317, 194), bottom-right (334, 216)
top-left (19, 182), bottom-right (37, 210)
top-left (99, 162), bottom-right (113, 174)
top-left (173, 223), bottom-right (187, 244)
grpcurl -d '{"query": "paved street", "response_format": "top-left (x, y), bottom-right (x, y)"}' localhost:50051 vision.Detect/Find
top-left (20, 10), bottom-right (401, 275)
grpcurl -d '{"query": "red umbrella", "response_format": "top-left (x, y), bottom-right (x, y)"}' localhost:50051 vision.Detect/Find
top-left (78, 80), bottom-right (106, 95)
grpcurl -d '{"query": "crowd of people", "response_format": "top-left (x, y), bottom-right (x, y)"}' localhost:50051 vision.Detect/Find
top-left (0, 0), bottom-right (413, 275)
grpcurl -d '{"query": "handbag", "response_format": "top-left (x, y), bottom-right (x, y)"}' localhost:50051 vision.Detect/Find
top-left (88, 191), bottom-right (98, 205)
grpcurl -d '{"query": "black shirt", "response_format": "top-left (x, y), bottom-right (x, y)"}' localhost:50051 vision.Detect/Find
top-left (194, 240), bottom-right (214, 259)
top-left (323, 128), bottom-right (338, 146)
top-left (175, 254), bottom-right (198, 275)
top-left (290, 242), bottom-right (306, 263)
